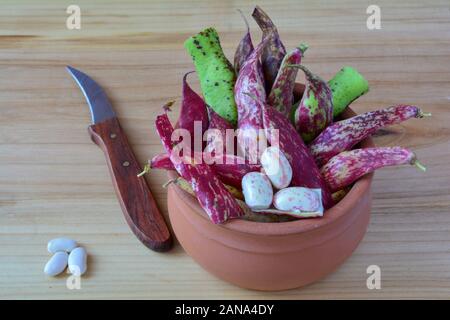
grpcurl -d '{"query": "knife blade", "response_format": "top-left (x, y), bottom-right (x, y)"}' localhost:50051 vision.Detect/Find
top-left (67, 66), bottom-right (172, 252)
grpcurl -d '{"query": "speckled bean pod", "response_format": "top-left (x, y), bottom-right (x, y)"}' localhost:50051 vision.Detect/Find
top-left (155, 113), bottom-right (244, 224)
top-left (172, 177), bottom-right (292, 222)
top-left (234, 9), bottom-right (254, 73)
top-left (268, 45), bottom-right (306, 117)
top-left (173, 176), bottom-right (244, 200)
top-left (184, 27), bottom-right (238, 124)
top-left (321, 147), bottom-right (426, 192)
top-left (177, 71), bottom-right (209, 147)
top-left (204, 105), bottom-right (235, 155)
top-left (292, 65), bottom-right (333, 143)
top-left (234, 39), bottom-right (268, 163)
top-left (150, 152), bottom-right (173, 170)
top-left (262, 103), bottom-right (334, 209)
top-left (252, 5), bottom-right (286, 91)
top-left (310, 105), bottom-right (427, 167)
top-left (212, 154), bottom-right (261, 188)
top-left (150, 152), bottom-right (261, 189)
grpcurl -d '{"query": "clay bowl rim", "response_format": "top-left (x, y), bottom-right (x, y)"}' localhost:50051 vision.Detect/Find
top-left (167, 107), bottom-right (374, 237)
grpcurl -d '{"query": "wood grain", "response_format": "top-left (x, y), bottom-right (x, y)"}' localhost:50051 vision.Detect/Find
top-left (1, 0), bottom-right (449, 299)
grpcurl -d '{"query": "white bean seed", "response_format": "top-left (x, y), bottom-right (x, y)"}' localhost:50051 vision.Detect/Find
top-left (44, 252), bottom-right (68, 276)
top-left (47, 237), bottom-right (77, 253)
top-left (68, 247), bottom-right (87, 276)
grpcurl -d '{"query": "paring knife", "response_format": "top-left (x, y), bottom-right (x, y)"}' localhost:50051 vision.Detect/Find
top-left (67, 66), bottom-right (172, 252)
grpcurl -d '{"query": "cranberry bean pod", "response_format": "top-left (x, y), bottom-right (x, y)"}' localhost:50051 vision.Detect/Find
top-left (234, 9), bottom-right (254, 73)
top-left (155, 113), bottom-right (244, 224)
top-left (291, 65), bottom-right (333, 143)
top-left (234, 39), bottom-right (268, 163)
top-left (177, 71), bottom-right (209, 143)
top-left (310, 105), bottom-right (429, 166)
top-left (172, 177), bottom-right (291, 222)
top-left (252, 5), bottom-right (287, 91)
top-left (321, 147), bottom-right (426, 192)
top-left (262, 103), bottom-right (334, 209)
top-left (150, 152), bottom-right (261, 189)
top-left (268, 45), bottom-right (307, 117)
top-left (204, 105), bottom-right (235, 155)
top-left (150, 152), bottom-right (173, 170)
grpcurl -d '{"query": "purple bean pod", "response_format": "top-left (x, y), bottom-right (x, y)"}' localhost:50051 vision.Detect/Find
top-left (310, 105), bottom-right (429, 166)
top-left (262, 103), bottom-right (334, 209)
top-left (268, 45), bottom-right (307, 117)
top-left (234, 38), bottom-right (268, 163)
top-left (234, 9), bottom-right (254, 73)
top-left (292, 65), bottom-right (333, 143)
top-left (321, 147), bottom-right (426, 192)
top-left (251, 5), bottom-right (286, 92)
top-left (155, 113), bottom-right (244, 224)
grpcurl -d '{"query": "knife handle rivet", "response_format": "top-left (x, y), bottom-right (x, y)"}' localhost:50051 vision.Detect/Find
top-left (110, 133), bottom-right (117, 139)
top-left (122, 161), bottom-right (130, 167)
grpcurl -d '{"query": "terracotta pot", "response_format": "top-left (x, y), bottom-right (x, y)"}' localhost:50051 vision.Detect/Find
top-left (166, 108), bottom-right (374, 291)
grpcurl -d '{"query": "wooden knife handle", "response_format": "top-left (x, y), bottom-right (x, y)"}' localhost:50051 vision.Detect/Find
top-left (88, 117), bottom-right (172, 252)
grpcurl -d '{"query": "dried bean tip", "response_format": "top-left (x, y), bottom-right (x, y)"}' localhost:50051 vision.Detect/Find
top-left (137, 164), bottom-right (151, 177)
top-left (237, 9), bottom-right (250, 32)
top-left (183, 70), bottom-right (196, 80)
top-left (162, 100), bottom-right (176, 113)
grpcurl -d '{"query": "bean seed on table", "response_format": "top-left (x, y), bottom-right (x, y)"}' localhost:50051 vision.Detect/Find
top-left (47, 237), bottom-right (77, 254)
top-left (44, 252), bottom-right (68, 276)
top-left (68, 247), bottom-right (87, 276)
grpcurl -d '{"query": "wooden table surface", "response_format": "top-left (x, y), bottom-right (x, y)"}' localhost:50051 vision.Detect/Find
top-left (1, 0), bottom-right (449, 299)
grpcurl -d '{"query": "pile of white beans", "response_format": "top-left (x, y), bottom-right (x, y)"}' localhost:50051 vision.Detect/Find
top-left (242, 146), bottom-right (323, 214)
top-left (44, 238), bottom-right (87, 277)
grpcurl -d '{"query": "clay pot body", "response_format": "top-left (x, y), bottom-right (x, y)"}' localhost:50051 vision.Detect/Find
top-left (167, 108), bottom-right (373, 291)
